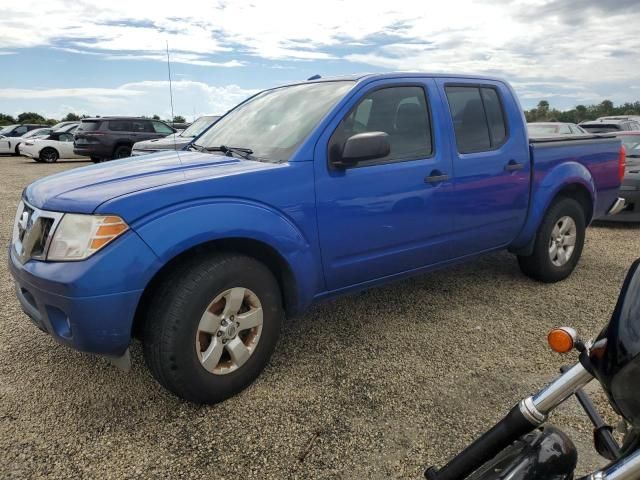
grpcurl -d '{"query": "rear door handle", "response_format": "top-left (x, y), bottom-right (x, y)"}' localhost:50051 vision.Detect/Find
top-left (505, 160), bottom-right (524, 172)
top-left (425, 171), bottom-right (450, 184)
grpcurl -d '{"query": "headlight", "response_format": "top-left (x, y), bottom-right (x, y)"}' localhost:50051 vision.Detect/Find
top-left (48, 214), bottom-right (128, 261)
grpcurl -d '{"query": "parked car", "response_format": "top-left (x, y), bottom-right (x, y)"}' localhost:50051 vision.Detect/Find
top-left (73, 117), bottom-right (177, 162)
top-left (0, 127), bottom-right (53, 155)
top-left (581, 118), bottom-right (640, 133)
top-left (604, 131), bottom-right (640, 222)
top-left (527, 122), bottom-right (588, 137)
top-left (10, 73), bottom-right (624, 404)
top-left (0, 123), bottom-right (49, 138)
top-left (19, 131), bottom-right (88, 163)
top-left (131, 115), bottom-right (220, 156)
top-left (597, 115), bottom-right (640, 124)
top-left (0, 124), bottom-right (49, 154)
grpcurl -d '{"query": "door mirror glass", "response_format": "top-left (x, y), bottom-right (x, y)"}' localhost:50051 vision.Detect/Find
top-left (332, 132), bottom-right (390, 168)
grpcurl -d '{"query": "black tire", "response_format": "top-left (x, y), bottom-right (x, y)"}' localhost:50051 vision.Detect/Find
top-left (90, 156), bottom-right (103, 163)
top-left (15, 144), bottom-right (20, 155)
top-left (39, 147), bottom-right (59, 163)
top-left (517, 197), bottom-right (586, 283)
top-left (142, 253), bottom-right (283, 404)
top-left (113, 145), bottom-right (131, 159)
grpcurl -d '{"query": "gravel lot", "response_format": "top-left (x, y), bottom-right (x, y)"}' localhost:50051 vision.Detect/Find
top-left (1, 154), bottom-right (639, 479)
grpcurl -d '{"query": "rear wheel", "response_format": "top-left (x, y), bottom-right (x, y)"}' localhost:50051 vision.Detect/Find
top-left (143, 253), bottom-right (283, 404)
top-left (517, 197), bottom-right (586, 283)
top-left (113, 145), bottom-right (131, 159)
top-left (39, 147), bottom-right (59, 163)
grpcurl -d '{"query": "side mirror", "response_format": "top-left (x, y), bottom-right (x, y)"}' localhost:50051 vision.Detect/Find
top-left (331, 131), bottom-right (390, 169)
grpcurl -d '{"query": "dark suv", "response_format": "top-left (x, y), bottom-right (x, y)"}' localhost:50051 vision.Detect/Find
top-left (73, 117), bottom-right (176, 162)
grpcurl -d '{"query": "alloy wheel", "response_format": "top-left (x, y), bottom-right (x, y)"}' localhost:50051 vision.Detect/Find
top-left (195, 287), bottom-right (263, 375)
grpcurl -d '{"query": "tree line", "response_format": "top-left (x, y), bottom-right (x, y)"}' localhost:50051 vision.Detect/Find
top-left (0, 112), bottom-right (187, 126)
top-left (525, 100), bottom-right (640, 123)
top-left (3, 99), bottom-right (639, 127)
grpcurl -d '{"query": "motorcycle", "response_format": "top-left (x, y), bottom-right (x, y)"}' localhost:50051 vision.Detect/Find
top-left (425, 258), bottom-right (640, 480)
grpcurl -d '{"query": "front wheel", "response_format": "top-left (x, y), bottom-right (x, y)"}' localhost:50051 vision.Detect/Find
top-left (517, 197), bottom-right (586, 283)
top-left (39, 147), bottom-right (59, 163)
top-left (142, 253), bottom-right (283, 404)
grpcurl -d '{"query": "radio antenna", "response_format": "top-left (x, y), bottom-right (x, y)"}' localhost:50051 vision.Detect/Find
top-left (166, 40), bottom-right (175, 125)
top-left (166, 40), bottom-right (180, 158)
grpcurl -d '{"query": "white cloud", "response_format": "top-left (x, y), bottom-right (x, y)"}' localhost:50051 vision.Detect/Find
top-left (0, 81), bottom-right (258, 120)
top-left (0, 0), bottom-right (638, 109)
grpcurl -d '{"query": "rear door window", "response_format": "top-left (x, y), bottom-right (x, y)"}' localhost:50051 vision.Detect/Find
top-left (445, 86), bottom-right (509, 154)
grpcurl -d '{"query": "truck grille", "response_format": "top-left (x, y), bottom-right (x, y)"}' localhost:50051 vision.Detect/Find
top-left (12, 201), bottom-right (63, 263)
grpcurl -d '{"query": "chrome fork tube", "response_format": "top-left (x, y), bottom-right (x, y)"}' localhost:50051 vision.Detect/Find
top-left (586, 448), bottom-right (640, 479)
top-left (519, 362), bottom-right (594, 424)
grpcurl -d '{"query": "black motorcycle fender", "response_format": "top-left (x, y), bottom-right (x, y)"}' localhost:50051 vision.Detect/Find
top-left (467, 426), bottom-right (577, 480)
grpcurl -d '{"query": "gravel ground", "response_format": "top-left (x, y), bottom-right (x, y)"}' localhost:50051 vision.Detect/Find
top-left (1, 154), bottom-right (639, 479)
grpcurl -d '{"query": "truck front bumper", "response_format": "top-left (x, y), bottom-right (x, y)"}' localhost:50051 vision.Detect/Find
top-left (8, 231), bottom-right (160, 357)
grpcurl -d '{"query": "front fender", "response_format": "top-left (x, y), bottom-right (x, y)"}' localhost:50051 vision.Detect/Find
top-left (132, 199), bottom-right (321, 311)
top-left (511, 161), bottom-right (595, 250)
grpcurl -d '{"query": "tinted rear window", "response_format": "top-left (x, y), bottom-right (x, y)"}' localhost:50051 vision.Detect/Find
top-left (582, 124), bottom-right (621, 132)
top-left (78, 121), bottom-right (102, 131)
top-left (108, 120), bottom-right (133, 131)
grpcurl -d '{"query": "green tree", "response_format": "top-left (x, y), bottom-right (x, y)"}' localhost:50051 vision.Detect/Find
top-left (0, 113), bottom-right (16, 125)
top-left (63, 113), bottom-right (81, 121)
top-left (172, 115), bottom-right (186, 123)
top-left (152, 114), bottom-right (160, 120)
top-left (17, 112), bottom-right (46, 124)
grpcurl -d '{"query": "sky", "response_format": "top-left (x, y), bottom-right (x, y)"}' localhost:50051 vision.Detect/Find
top-left (1, 0), bottom-right (639, 121)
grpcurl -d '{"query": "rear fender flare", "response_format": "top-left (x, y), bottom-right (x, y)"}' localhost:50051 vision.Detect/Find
top-left (510, 161), bottom-right (595, 251)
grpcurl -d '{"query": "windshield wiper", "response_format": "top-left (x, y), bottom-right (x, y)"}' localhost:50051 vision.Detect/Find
top-left (205, 145), bottom-right (254, 159)
top-left (187, 143), bottom-right (206, 152)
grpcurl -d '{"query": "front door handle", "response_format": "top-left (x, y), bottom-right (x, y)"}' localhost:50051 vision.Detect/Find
top-left (505, 160), bottom-right (524, 172)
top-left (425, 171), bottom-right (450, 184)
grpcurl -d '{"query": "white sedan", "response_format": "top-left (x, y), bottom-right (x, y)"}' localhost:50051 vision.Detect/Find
top-left (19, 132), bottom-right (88, 162)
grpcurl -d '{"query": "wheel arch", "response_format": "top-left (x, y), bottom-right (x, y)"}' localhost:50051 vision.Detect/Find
top-left (112, 141), bottom-right (133, 157)
top-left (510, 162), bottom-right (595, 254)
top-left (131, 236), bottom-right (301, 339)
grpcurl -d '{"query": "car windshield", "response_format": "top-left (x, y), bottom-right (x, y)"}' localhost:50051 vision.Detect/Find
top-left (621, 135), bottom-right (640, 156)
top-left (0, 124), bottom-right (18, 135)
top-left (195, 81), bottom-right (355, 162)
top-left (23, 128), bottom-right (50, 138)
top-left (179, 116), bottom-right (220, 138)
top-left (528, 124), bottom-right (560, 135)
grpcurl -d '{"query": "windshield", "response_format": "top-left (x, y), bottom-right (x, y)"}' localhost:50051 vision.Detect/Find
top-left (195, 81), bottom-right (354, 162)
top-left (179, 116), bottom-right (220, 138)
top-left (23, 128), bottom-right (50, 138)
top-left (0, 124), bottom-right (18, 135)
top-left (621, 135), bottom-right (640, 156)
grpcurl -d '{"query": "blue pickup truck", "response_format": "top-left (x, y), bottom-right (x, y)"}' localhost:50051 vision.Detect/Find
top-left (10, 73), bottom-right (625, 403)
